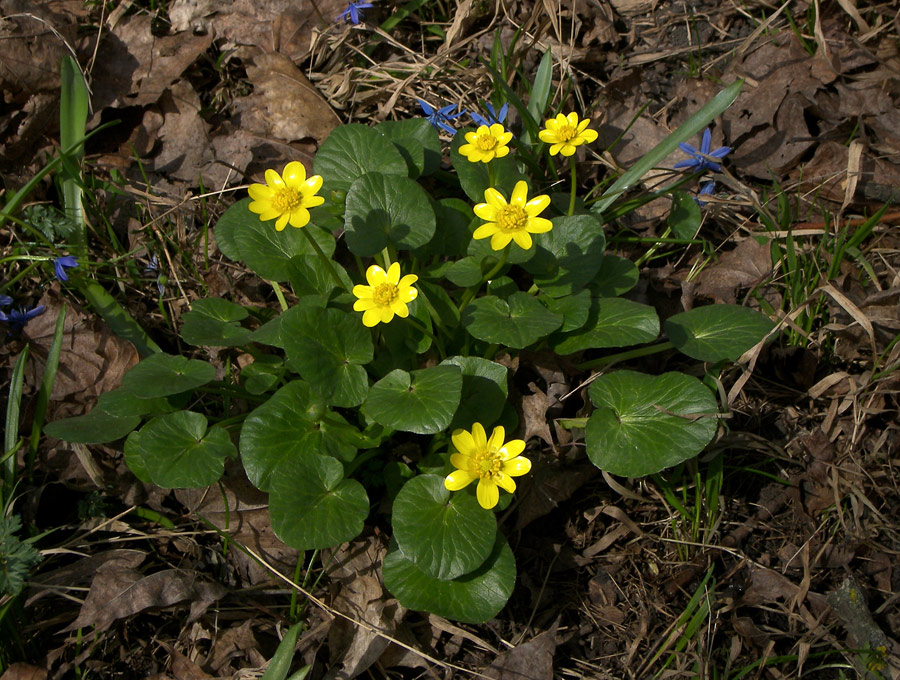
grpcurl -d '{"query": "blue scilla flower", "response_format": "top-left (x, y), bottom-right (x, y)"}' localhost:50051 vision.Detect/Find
top-left (695, 181), bottom-right (715, 207)
top-left (53, 255), bottom-right (78, 282)
top-left (0, 294), bottom-right (12, 308)
top-left (470, 102), bottom-right (509, 128)
top-left (337, 1), bottom-right (373, 24)
top-left (0, 305), bottom-right (45, 332)
top-left (674, 128), bottom-right (731, 173)
top-left (418, 99), bottom-right (466, 135)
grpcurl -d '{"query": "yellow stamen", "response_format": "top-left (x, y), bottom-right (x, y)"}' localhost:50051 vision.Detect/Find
top-left (555, 124), bottom-right (576, 141)
top-left (473, 449), bottom-right (502, 479)
top-left (475, 133), bottom-right (498, 151)
top-left (272, 188), bottom-right (302, 212)
top-left (497, 205), bottom-right (527, 232)
top-left (373, 283), bottom-right (399, 305)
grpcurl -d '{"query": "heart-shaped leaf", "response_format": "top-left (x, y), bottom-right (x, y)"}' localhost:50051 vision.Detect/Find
top-left (542, 289), bottom-right (591, 333)
top-left (269, 454), bottom-right (369, 550)
top-left (363, 366), bottom-right (462, 434)
top-left (525, 215), bottom-right (606, 297)
top-left (376, 118), bottom-right (442, 177)
top-left (440, 356), bottom-right (508, 430)
top-left (668, 190), bottom-right (702, 240)
top-left (213, 198), bottom-right (254, 261)
top-left (591, 255), bottom-right (639, 297)
top-left (344, 173), bottom-right (436, 255)
top-left (552, 297), bottom-right (659, 354)
top-left (122, 353), bottom-right (216, 398)
top-left (314, 123), bottom-right (408, 193)
top-left (286, 255), bottom-right (353, 298)
top-left (240, 380), bottom-right (357, 491)
top-left (451, 130), bottom-right (523, 203)
top-left (393, 475), bottom-right (496, 580)
top-left (461, 293), bottom-right (562, 348)
top-left (181, 298), bottom-right (251, 347)
top-left (281, 306), bottom-right (372, 407)
top-left (585, 371), bottom-right (718, 477)
top-left (383, 534), bottom-right (515, 624)
top-left (665, 305), bottom-right (774, 362)
top-left (44, 409), bottom-right (140, 444)
top-left (130, 411), bottom-right (235, 488)
top-left (235, 219), bottom-right (335, 282)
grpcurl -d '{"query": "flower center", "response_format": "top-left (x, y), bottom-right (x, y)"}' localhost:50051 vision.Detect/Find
top-left (473, 448), bottom-right (502, 480)
top-left (556, 124), bottom-right (576, 142)
top-left (373, 283), bottom-right (399, 306)
top-left (497, 205), bottom-right (527, 232)
top-left (475, 132), bottom-right (498, 151)
top-left (272, 187), bottom-right (302, 213)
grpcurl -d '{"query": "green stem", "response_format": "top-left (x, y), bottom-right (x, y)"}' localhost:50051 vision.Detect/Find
top-left (488, 161), bottom-right (496, 189)
top-left (403, 314), bottom-right (445, 358)
top-left (269, 281), bottom-right (289, 311)
top-left (457, 246), bottom-right (510, 314)
top-left (568, 156), bottom-right (577, 215)
top-left (289, 553), bottom-right (304, 621)
top-left (577, 340), bottom-right (674, 371)
top-left (301, 227), bottom-right (350, 293)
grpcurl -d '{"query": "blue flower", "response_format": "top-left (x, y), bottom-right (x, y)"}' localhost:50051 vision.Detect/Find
top-left (470, 102), bottom-right (509, 128)
top-left (143, 255), bottom-right (166, 296)
top-left (337, 1), bottom-right (373, 24)
top-left (0, 294), bottom-right (12, 308)
top-left (53, 255), bottom-right (78, 282)
top-left (674, 128), bottom-right (731, 173)
top-left (695, 181), bottom-right (715, 207)
top-left (418, 99), bottom-right (466, 135)
top-left (0, 305), bottom-right (45, 332)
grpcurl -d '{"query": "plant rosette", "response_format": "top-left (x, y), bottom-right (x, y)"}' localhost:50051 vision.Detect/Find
top-left (45, 76), bottom-right (771, 624)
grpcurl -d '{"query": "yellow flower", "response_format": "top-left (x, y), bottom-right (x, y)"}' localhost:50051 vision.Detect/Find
top-left (444, 423), bottom-right (531, 510)
top-left (248, 161), bottom-right (325, 231)
top-left (352, 263), bottom-right (418, 327)
top-left (538, 112), bottom-right (598, 157)
top-left (473, 180), bottom-right (552, 251)
top-left (458, 124), bottom-right (513, 163)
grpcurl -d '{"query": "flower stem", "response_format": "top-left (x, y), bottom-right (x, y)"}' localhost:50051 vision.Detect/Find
top-left (576, 341), bottom-right (675, 371)
top-left (488, 161), bottom-right (496, 189)
top-left (457, 246), bottom-right (510, 314)
top-left (403, 314), bottom-right (445, 358)
top-left (568, 156), bottom-right (577, 215)
top-left (300, 226), bottom-right (350, 293)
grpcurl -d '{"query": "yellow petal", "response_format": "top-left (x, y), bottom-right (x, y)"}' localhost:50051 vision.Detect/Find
top-left (275, 213), bottom-right (289, 231)
top-left (386, 262), bottom-right (401, 285)
top-left (495, 146), bottom-right (510, 159)
top-left (282, 161), bottom-right (307, 189)
top-left (391, 301), bottom-right (410, 317)
top-left (353, 284), bottom-right (373, 298)
top-left (473, 203), bottom-right (498, 220)
top-left (538, 129), bottom-right (556, 144)
top-left (483, 187), bottom-right (507, 207)
top-left (495, 472), bottom-right (516, 493)
top-left (548, 142), bottom-right (564, 156)
top-left (490, 232), bottom-right (513, 250)
top-left (366, 265), bottom-right (386, 286)
top-left (303, 175), bottom-right (323, 195)
top-left (464, 131), bottom-right (479, 144)
top-left (452, 428), bottom-right (477, 456)
top-left (379, 307), bottom-right (394, 323)
top-left (524, 194), bottom-right (550, 215)
top-left (445, 470), bottom-right (477, 491)
top-left (288, 208), bottom-right (310, 228)
top-left (473, 224), bottom-right (499, 240)
top-left (502, 455), bottom-right (532, 476)
top-left (398, 274), bottom-right (418, 288)
top-left (362, 309), bottom-right (381, 326)
top-left (526, 217), bottom-right (553, 234)
top-left (476, 479), bottom-right (499, 509)
top-left (248, 184), bottom-right (272, 200)
top-left (512, 230), bottom-right (533, 250)
top-left (580, 128), bottom-right (598, 143)
top-left (559, 143), bottom-right (577, 157)
top-left (353, 298), bottom-right (376, 311)
top-left (487, 425), bottom-right (506, 451)
top-left (265, 168), bottom-right (285, 188)
top-left (450, 453), bottom-right (472, 470)
top-left (499, 439), bottom-right (525, 459)
top-left (471, 423), bottom-right (487, 449)
top-left (566, 112), bottom-right (579, 127)
top-left (510, 180), bottom-right (528, 206)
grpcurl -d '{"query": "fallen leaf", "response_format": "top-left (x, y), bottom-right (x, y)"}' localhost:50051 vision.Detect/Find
top-left (206, 620), bottom-right (259, 675)
top-left (0, 664), bottom-right (47, 680)
top-left (695, 237), bottom-right (773, 303)
top-left (65, 567), bottom-right (226, 632)
top-left (26, 549), bottom-right (146, 606)
top-left (146, 80), bottom-right (212, 183)
top-left (484, 622), bottom-right (558, 680)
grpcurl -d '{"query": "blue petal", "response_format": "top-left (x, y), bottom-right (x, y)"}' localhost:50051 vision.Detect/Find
top-left (710, 146), bottom-right (731, 158)
top-left (673, 158), bottom-right (700, 170)
top-left (700, 128), bottom-right (712, 154)
top-left (0, 295), bottom-right (12, 308)
top-left (678, 142), bottom-right (698, 156)
top-left (418, 100), bottom-right (435, 116)
top-left (470, 111), bottom-right (489, 127)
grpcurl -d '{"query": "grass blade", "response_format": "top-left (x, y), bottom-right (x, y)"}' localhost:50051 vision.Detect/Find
top-left (28, 305), bottom-right (67, 480)
top-left (59, 56), bottom-right (90, 251)
top-left (3, 347), bottom-right (29, 506)
top-left (80, 282), bottom-right (162, 357)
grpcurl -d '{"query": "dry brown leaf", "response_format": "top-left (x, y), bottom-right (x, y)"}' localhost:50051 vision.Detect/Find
top-left (206, 620), bottom-right (260, 675)
top-left (695, 238), bottom-right (773, 304)
top-left (794, 141), bottom-right (900, 207)
top-left (237, 52), bottom-right (341, 146)
top-left (145, 80), bottom-right (212, 183)
top-left (22, 286), bottom-right (139, 406)
top-left (324, 536), bottom-right (407, 680)
top-left (169, 649), bottom-right (212, 680)
top-left (484, 622), bottom-right (558, 680)
top-left (90, 14), bottom-right (213, 109)
top-left (66, 567), bottom-right (226, 632)
top-left (0, 664), bottom-right (47, 680)
top-left (175, 463), bottom-right (299, 585)
top-left (515, 462), bottom-right (598, 531)
top-left (26, 549), bottom-right (146, 606)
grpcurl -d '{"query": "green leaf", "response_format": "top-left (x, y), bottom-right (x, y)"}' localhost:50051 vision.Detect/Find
top-left (415, 198), bottom-right (473, 259)
top-left (260, 621), bottom-right (305, 680)
top-left (383, 533), bottom-right (515, 624)
top-left (668, 191), bottom-right (701, 240)
top-left (241, 356), bottom-right (284, 395)
top-left (461, 293), bottom-right (562, 349)
top-left (80, 282), bottom-right (161, 357)
top-left (393, 475), bottom-right (496, 580)
top-left (591, 255), bottom-right (639, 297)
top-left (214, 197), bottom-right (255, 261)
top-left (551, 297), bottom-right (659, 354)
top-left (44, 409), bottom-right (140, 444)
top-left (235, 218), bottom-right (335, 283)
top-left (467, 226), bottom-right (535, 265)
top-left (122, 353), bottom-right (216, 398)
top-left (344, 173), bottom-right (436, 256)
top-left (181, 298), bottom-right (251, 347)
top-left (444, 256), bottom-right (484, 287)
top-left (281, 306), bottom-right (373, 407)
top-left (376, 118), bottom-right (442, 177)
top-left (0, 515), bottom-right (43, 597)
top-left (440, 356), bottom-right (508, 430)
top-left (525, 215), bottom-right (606, 297)
top-left (542, 289), bottom-right (591, 333)
top-left (451, 131), bottom-right (524, 203)
top-left (133, 411), bottom-right (234, 488)
top-left (123, 430), bottom-right (152, 483)
top-left (363, 366), bottom-right (462, 434)
top-left (665, 305), bottom-right (774, 362)
top-left (524, 50), bottom-right (553, 145)
top-left (249, 315), bottom-right (285, 348)
top-left (96, 384), bottom-right (179, 418)
top-left (591, 80), bottom-right (743, 216)
top-left (287, 255), bottom-right (353, 297)
top-left (240, 380), bottom-right (356, 492)
top-left (269, 454), bottom-right (369, 550)
top-left (314, 124), bottom-right (408, 194)
top-left (417, 281), bottom-right (460, 329)
top-left (585, 371), bottom-right (718, 477)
